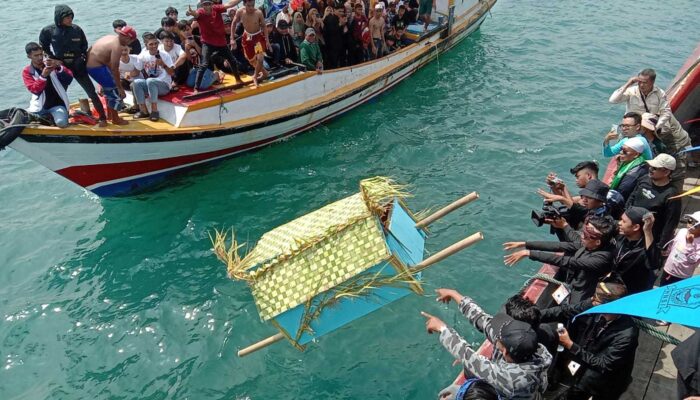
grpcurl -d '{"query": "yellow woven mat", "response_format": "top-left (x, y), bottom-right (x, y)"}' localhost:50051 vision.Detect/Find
top-left (251, 215), bottom-right (390, 320)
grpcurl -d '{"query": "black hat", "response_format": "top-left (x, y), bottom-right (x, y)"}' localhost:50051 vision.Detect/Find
top-left (277, 19), bottom-right (290, 29)
top-left (265, 18), bottom-right (274, 26)
top-left (491, 313), bottom-right (538, 362)
top-left (579, 179), bottom-right (609, 202)
top-left (624, 206), bottom-right (649, 225)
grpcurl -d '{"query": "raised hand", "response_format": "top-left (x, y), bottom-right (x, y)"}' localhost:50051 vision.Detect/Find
top-left (435, 288), bottom-right (460, 304)
top-left (503, 241), bottom-right (525, 250)
top-left (420, 311), bottom-right (446, 334)
top-left (504, 249), bottom-right (529, 267)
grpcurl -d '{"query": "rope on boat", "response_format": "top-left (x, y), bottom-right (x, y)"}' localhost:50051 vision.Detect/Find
top-left (521, 273), bottom-right (683, 346)
top-left (632, 318), bottom-right (681, 346)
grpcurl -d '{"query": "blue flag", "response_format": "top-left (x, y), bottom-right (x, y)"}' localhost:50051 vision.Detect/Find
top-left (577, 276), bottom-right (700, 328)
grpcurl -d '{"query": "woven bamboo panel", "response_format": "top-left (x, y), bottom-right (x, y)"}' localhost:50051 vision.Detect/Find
top-left (244, 193), bottom-right (370, 270)
top-left (251, 216), bottom-right (390, 320)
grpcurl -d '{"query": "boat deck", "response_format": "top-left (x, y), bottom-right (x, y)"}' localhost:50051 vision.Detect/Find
top-left (620, 167), bottom-right (700, 399)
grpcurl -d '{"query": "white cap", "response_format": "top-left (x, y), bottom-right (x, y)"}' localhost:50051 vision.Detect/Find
top-left (623, 137), bottom-right (645, 154)
top-left (684, 211), bottom-right (700, 226)
top-left (646, 153), bottom-right (676, 171)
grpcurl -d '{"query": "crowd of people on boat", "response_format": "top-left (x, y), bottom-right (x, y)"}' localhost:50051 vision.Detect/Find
top-left (21, 0), bottom-right (434, 127)
top-left (420, 68), bottom-right (700, 400)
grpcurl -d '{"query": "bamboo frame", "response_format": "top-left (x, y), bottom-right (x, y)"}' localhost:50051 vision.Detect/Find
top-left (237, 332), bottom-right (286, 357)
top-left (415, 192), bottom-right (479, 229)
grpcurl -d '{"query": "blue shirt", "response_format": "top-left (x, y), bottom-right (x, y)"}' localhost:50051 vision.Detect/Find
top-left (602, 134), bottom-right (653, 160)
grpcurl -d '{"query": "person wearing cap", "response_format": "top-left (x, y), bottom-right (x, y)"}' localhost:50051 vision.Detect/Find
top-left (39, 5), bottom-right (109, 126)
top-left (660, 211), bottom-right (700, 286)
top-left (609, 69), bottom-right (691, 189)
top-left (422, 288), bottom-right (552, 399)
top-left (626, 153), bottom-right (681, 256)
top-left (504, 215), bottom-right (617, 304)
top-left (22, 42), bottom-right (73, 128)
top-left (560, 179), bottom-right (612, 241)
top-left (638, 112), bottom-right (667, 155)
top-left (540, 280), bottom-right (639, 400)
top-left (270, 20), bottom-right (299, 67)
top-left (186, 0), bottom-right (243, 92)
top-left (537, 162), bottom-right (602, 227)
top-left (113, 19), bottom-right (143, 55)
top-left (609, 136), bottom-right (649, 201)
top-left (300, 28), bottom-right (324, 72)
top-left (611, 206), bottom-right (657, 294)
top-left (85, 27), bottom-right (138, 125)
top-left (602, 112), bottom-right (653, 160)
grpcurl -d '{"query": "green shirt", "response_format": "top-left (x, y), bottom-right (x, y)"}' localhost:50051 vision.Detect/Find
top-left (299, 39), bottom-right (322, 71)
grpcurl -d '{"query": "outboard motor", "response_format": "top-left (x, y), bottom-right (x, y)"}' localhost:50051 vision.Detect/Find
top-left (0, 108), bottom-right (30, 150)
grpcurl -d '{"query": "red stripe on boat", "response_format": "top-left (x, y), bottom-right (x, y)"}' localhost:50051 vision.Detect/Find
top-left (56, 132), bottom-right (289, 187)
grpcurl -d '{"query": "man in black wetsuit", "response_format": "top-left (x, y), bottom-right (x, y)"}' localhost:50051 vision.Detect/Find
top-left (39, 5), bottom-right (108, 126)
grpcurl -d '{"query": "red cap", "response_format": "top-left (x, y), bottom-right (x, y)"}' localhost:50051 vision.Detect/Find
top-left (116, 26), bottom-right (137, 41)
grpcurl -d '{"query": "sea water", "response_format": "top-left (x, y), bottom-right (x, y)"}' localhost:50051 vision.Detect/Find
top-left (0, 0), bottom-right (698, 398)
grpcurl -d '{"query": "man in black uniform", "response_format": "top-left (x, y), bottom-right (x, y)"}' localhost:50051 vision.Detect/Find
top-left (39, 5), bottom-right (108, 126)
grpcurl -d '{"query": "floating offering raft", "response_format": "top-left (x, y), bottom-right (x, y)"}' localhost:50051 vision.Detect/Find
top-left (212, 177), bottom-right (482, 356)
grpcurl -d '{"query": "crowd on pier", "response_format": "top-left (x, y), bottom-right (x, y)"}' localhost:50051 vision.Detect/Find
top-left (22, 0), bottom-right (433, 126)
top-left (421, 68), bottom-right (700, 400)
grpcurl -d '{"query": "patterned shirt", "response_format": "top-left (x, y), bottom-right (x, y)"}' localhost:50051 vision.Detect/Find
top-left (438, 296), bottom-right (552, 399)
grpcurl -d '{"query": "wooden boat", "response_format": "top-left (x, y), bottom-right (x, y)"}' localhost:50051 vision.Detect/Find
top-left (2, 0), bottom-right (496, 197)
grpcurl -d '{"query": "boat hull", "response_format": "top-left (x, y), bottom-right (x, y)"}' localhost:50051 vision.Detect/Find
top-left (9, 1), bottom-right (495, 197)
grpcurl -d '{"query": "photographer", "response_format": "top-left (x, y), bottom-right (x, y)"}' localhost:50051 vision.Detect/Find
top-left (132, 33), bottom-right (175, 122)
top-left (536, 178), bottom-right (611, 243)
top-left (503, 215), bottom-right (616, 304)
top-left (22, 42), bottom-right (73, 128)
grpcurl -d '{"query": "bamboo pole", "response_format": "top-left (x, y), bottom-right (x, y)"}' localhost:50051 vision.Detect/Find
top-left (415, 192), bottom-right (479, 229)
top-left (237, 332), bottom-right (285, 357)
top-left (411, 232), bottom-right (483, 273)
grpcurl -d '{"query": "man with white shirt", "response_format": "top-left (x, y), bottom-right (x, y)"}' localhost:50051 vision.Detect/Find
top-left (158, 31), bottom-right (188, 89)
top-left (132, 33), bottom-right (174, 122)
top-left (609, 68), bottom-right (691, 190)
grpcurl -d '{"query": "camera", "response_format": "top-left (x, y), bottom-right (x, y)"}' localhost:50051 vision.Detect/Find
top-left (531, 204), bottom-right (569, 227)
top-left (155, 53), bottom-right (161, 59)
top-left (546, 176), bottom-right (564, 187)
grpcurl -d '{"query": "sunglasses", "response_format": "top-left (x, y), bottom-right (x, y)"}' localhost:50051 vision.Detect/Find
top-left (648, 166), bottom-right (666, 172)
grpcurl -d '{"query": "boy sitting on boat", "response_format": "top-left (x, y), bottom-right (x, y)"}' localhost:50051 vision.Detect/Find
top-left (131, 33), bottom-right (176, 122)
top-left (22, 42), bottom-right (73, 128)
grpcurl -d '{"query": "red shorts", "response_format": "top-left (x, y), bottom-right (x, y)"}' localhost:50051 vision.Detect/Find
top-left (242, 31), bottom-right (267, 62)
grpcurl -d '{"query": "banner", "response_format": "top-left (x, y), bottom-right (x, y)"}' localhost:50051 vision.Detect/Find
top-left (577, 276), bottom-right (700, 328)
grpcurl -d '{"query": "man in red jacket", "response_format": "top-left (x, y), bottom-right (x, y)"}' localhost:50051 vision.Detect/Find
top-left (186, 0), bottom-right (243, 93)
top-left (22, 42), bottom-right (73, 128)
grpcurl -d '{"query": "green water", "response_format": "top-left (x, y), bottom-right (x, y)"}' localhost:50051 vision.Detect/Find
top-left (1, 0), bottom-right (699, 398)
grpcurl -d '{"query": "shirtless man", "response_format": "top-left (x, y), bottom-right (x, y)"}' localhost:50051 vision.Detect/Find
top-left (231, 0), bottom-right (271, 86)
top-left (85, 27), bottom-right (136, 125)
top-left (369, 4), bottom-right (386, 59)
